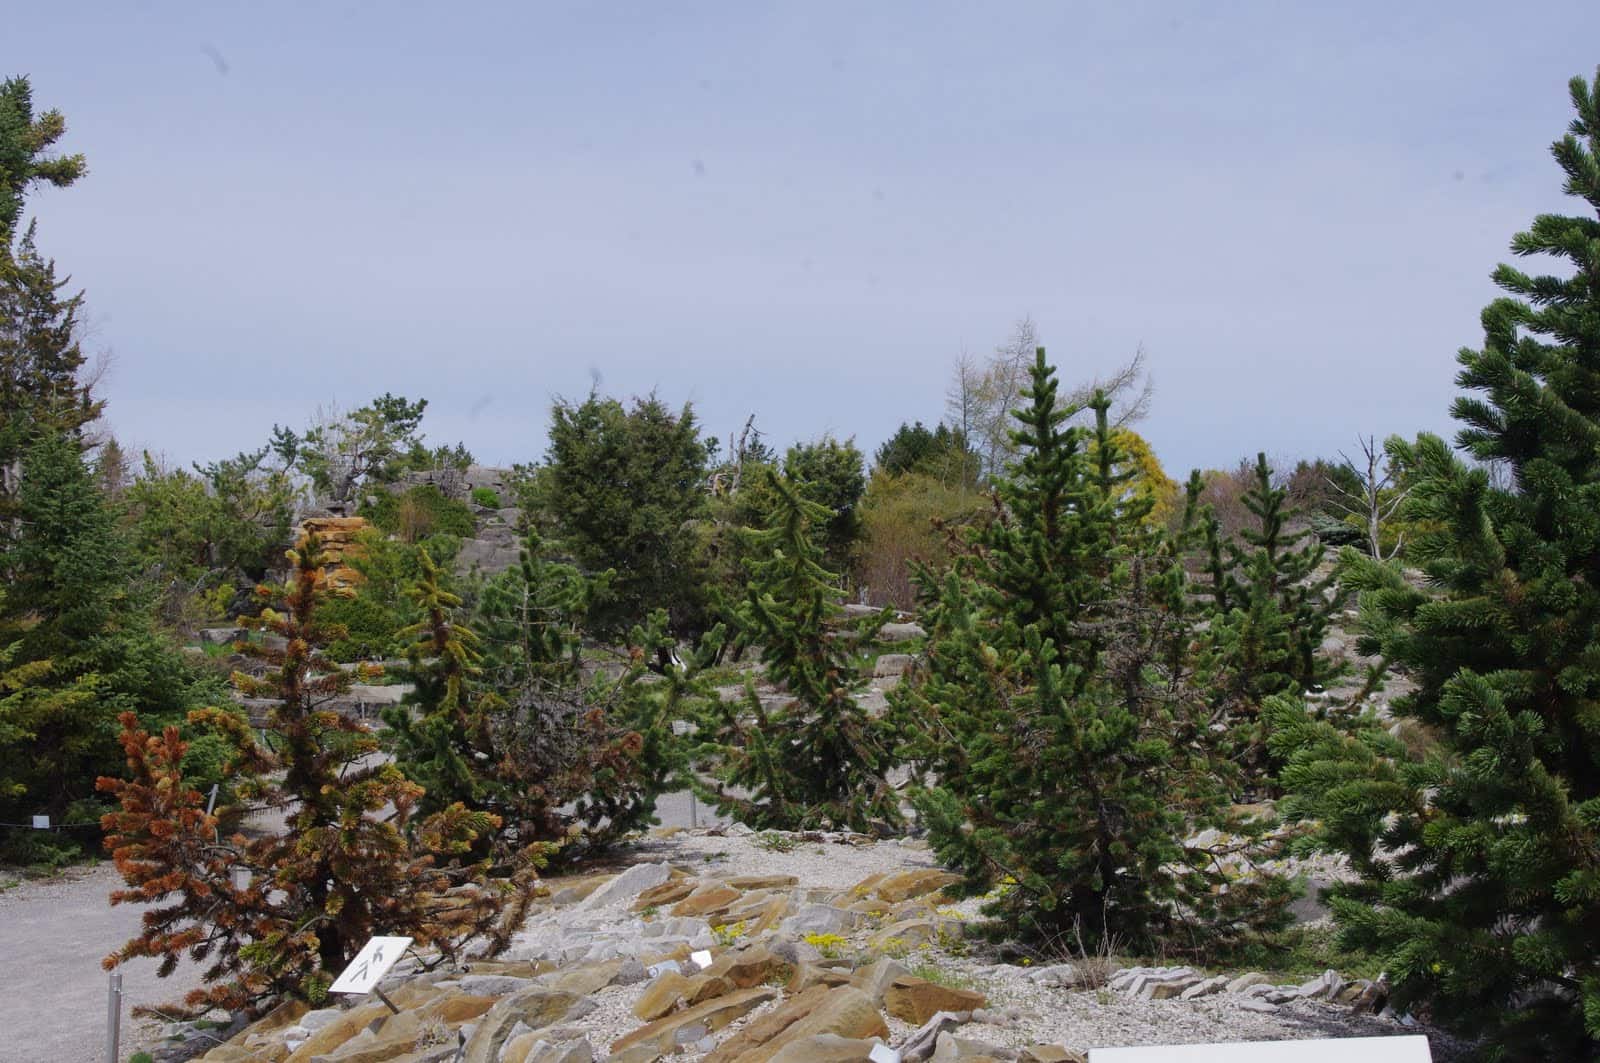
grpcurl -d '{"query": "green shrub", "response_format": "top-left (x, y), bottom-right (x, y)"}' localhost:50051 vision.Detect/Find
top-left (857, 471), bottom-right (984, 610)
top-left (321, 591), bottom-right (406, 661)
top-left (361, 484), bottom-right (474, 542)
top-left (471, 486), bottom-right (502, 509)
top-left (318, 529), bottom-right (462, 662)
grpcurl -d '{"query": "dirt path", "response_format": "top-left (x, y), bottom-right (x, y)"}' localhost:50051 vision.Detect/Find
top-left (0, 863), bottom-right (206, 1063)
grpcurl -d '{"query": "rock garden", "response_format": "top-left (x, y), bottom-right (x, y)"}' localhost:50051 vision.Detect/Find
top-left (172, 829), bottom-right (1454, 1063)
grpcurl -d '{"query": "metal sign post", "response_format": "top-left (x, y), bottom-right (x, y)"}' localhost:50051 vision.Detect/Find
top-left (104, 972), bottom-right (123, 1063)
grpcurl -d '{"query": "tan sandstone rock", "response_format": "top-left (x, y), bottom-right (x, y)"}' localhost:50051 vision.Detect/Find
top-left (461, 989), bottom-right (580, 1063)
top-left (284, 1001), bottom-right (391, 1062)
top-left (724, 986), bottom-right (889, 1063)
top-left (883, 978), bottom-right (987, 1025)
top-left (633, 970), bottom-right (695, 1021)
top-left (766, 1034), bottom-right (884, 1063)
top-left (672, 884), bottom-right (745, 919)
top-left (874, 870), bottom-right (962, 905)
top-left (610, 987), bottom-right (779, 1056)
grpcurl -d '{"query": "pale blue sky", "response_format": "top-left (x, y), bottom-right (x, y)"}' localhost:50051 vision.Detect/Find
top-left (10, 3), bottom-right (1600, 475)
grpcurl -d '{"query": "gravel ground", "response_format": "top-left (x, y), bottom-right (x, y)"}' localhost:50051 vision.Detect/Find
top-left (632, 830), bottom-right (941, 890)
top-left (927, 961), bottom-right (1466, 1059)
top-left (0, 862), bottom-right (208, 1063)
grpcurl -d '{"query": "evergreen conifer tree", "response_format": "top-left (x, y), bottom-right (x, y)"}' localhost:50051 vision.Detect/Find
top-left (387, 532), bottom-right (693, 862)
top-left (99, 533), bottom-right (531, 1013)
top-left (469, 531), bottom-right (628, 852)
top-left (697, 470), bottom-right (902, 832)
top-left (696, 468), bottom-right (900, 833)
top-left (895, 349), bottom-right (1287, 950)
top-left (0, 435), bottom-right (216, 846)
top-left (1, 78), bottom-right (97, 510)
top-left (1199, 453), bottom-right (1340, 781)
top-left (1269, 69), bottom-right (1600, 1057)
top-left (541, 393), bottom-right (716, 637)
top-left (0, 76), bottom-right (86, 243)
top-left (0, 588), bottom-right (96, 822)
top-left (383, 548), bottom-right (487, 831)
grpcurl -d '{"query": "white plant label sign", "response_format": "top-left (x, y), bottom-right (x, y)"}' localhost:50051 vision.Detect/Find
top-left (329, 935), bottom-right (413, 995)
top-left (1090, 1036), bottom-right (1431, 1063)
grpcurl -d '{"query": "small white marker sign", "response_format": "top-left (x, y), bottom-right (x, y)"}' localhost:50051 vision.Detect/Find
top-left (1089, 1035), bottom-right (1431, 1063)
top-left (869, 1044), bottom-right (902, 1063)
top-left (690, 949), bottom-right (714, 970)
top-left (31, 815), bottom-right (49, 830)
top-left (329, 936), bottom-right (413, 995)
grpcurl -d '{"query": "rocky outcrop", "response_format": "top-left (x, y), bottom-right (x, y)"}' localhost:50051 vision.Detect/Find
top-left (299, 515), bottom-right (370, 592)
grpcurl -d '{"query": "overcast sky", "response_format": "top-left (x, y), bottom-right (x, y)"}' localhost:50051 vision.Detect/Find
top-left (11, 2), bottom-right (1600, 476)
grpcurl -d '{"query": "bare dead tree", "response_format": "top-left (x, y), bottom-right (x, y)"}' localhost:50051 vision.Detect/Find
top-left (1329, 435), bottom-right (1410, 560)
top-left (725, 413), bottom-right (760, 495)
top-left (1068, 344), bottom-right (1158, 429)
top-left (948, 320), bottom-right (1157, 482)
top-left (1064, 343), bottom-right (1155, 428)
top-left (945, 348), bottom-right (982, 444)
top-left (974, 317), bottom-right (1038, 479)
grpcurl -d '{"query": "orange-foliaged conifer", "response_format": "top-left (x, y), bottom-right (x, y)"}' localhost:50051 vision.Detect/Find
top-left (98, 533), bottom-right (534, 1015)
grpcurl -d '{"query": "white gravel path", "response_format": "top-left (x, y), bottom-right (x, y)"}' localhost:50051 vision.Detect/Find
top-left (0, 863), bottom-right (207, 1063)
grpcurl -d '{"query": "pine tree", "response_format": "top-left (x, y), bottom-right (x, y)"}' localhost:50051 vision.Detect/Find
top-left (696, 468), bottom-right (900, 833)
top-left (895, 349), bottom-right (1286, 950)
top-left (1199, 453), bottom-right (1341, 782)
top-left (389, 532), bottom-right (691, 863)
top-left (585, 609), bottom-right (714, 845)
top-left (382, 548), bottom-right (487, 833)
top-left (0, 590), bottom-right (96, 820)
top-left (0, 74), bottom-right (93, 510)
top-left (1269, 69), bottom-right (1600, 1057)
top-left (99, 534), bottom-right (532, 1013)
top-left (470, 531), bottom-right (627, 852)
top-left (781, 437), bottom-right (868, 581)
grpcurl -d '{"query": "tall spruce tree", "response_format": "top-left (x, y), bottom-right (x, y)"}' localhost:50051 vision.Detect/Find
top-left (0, 224), bottom-right (101, 496)
top-left (1, 76), bottom-right (94, 515)
top-left (0, 76), bottom-right (86, 244)
top-left (1269, 69), bottom-right (1600, 1057)
top-left (0, 435), bottom-right (216, 847)
top-left (696, 469), bottom-right (900, 833)
top-left (895, 349), bottom-right (1287, 951)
